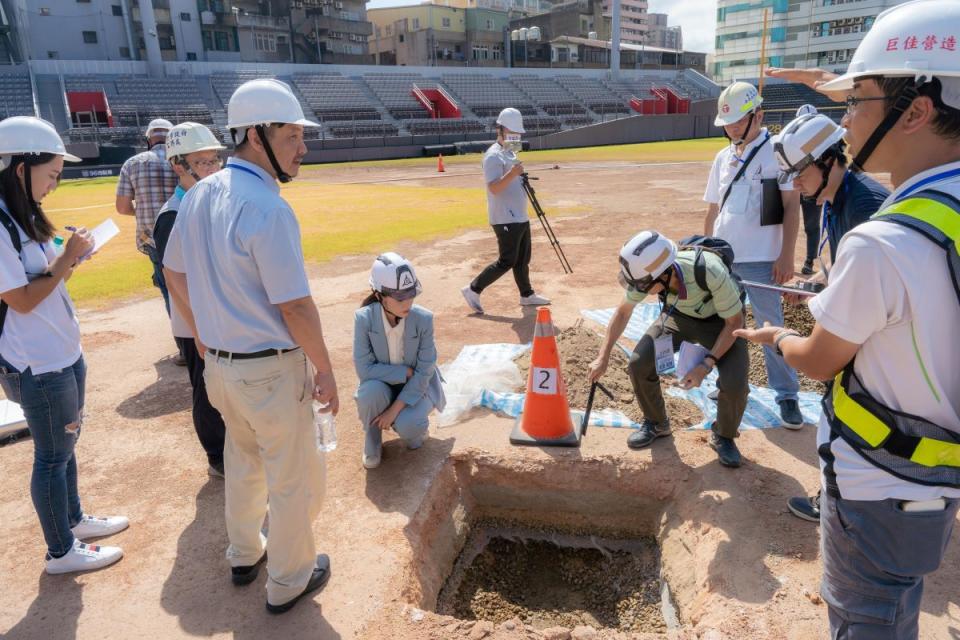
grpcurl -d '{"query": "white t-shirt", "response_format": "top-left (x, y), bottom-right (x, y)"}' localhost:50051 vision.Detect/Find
top-left (0, 199), bottom-right (82, 375)
top-left (809, 161), bottom-right (960, 502)
top-left (703, 128), bottom-right (793, 263)
top-left (483, 143), bottom-right (529, 226)
top-left (381, 306), bottom-right (405, 365)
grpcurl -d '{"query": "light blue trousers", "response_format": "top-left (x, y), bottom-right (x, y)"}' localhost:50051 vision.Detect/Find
top-left (355, 380), bottom-right (434, 458)
top-left (734, 260), bottom-right (800, 403)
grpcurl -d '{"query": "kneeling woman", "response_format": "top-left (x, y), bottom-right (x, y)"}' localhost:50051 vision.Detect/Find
top-left (353, 253), bottom-right (445, 469)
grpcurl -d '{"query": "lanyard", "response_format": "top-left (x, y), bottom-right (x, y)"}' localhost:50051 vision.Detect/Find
top-left (896, 166), bottom-right (960, 201)
top-left (227, 163), bottom-right (265, 182)
top-left (816, 171), bottom-right (854, 274)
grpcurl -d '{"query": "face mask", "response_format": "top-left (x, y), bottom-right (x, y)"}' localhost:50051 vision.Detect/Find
top-left (503, 134), bottom-right (522, 155)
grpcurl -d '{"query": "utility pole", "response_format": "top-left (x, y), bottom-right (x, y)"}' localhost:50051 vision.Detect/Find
top-left (314, 16), bottom-right (322, 63)
top-left (610, 0), bottom-right (621, 80)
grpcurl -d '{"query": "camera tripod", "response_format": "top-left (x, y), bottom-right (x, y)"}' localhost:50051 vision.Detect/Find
top-left (520, 172), bottom-right (573, 275)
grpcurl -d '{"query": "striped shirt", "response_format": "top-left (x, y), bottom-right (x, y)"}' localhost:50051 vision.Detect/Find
top-left (116, 146), bottom-right (178, 253)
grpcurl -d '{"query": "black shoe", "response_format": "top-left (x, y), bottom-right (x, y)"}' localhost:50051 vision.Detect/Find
top-left (801, 260), bottom-right (815, 276)
top-left (779, 399), bottom-right (804, 429)
top-left (627, 419), bottom-right (671, 450)
top-left (709, 433), bottom-right (742, 468)
top-left (266, 554), bottom-right (331, 614)
top-left (231, 552), bottom-right (267, 586)
top-left (787, 492), bottom-right (821, 522)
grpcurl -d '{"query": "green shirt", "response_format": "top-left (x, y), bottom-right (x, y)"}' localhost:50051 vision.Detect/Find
top-left (625, 250), bottom-right (743, 319)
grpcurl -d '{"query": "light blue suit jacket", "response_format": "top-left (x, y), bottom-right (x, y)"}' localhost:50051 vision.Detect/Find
top-left (353, 303), bottom-right (446, 412)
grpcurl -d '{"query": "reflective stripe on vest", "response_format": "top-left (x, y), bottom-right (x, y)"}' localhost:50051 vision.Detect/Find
top-left (822, 189), bottom-right (960, 488)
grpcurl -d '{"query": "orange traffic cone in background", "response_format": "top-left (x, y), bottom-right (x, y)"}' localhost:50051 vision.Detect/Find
top-left (510, 307), bottom-right (583, 447)
top-left (437, 154), bottom-right (446, 173)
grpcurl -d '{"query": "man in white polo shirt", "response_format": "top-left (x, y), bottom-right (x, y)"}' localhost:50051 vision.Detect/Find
top-left (704, 82), bottom-right (803, 427)
top-left (163, 79), bottom-right (337, 615)
top-left (736, 2), bottom-right (960, 635)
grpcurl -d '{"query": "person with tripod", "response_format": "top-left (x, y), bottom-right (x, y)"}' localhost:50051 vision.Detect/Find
top-left (461, 108), bottom-right (550, 315)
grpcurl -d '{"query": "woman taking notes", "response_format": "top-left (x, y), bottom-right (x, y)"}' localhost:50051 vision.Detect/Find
top-left (0, 117), bottom-right (128, 574)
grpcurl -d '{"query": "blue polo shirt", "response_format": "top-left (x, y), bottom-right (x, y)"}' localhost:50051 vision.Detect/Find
top-left (163, 158), bottom-right (311, 352)
top-left (823, 170), bottom-right (889, 260)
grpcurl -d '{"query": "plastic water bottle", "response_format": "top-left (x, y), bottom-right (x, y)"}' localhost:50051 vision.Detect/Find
top-left (313, 400), bottom-right (337, 453)
top-left (53, 236), bottom-right (65, 256)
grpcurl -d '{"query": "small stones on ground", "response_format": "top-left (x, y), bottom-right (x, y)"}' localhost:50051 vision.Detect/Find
top-left (409, 608), bottom-right (425, 622)
top-left (468, 620), bottom-right (495, 639)
top-left (802, 588), bottom-right (823, 605)
top-left (542, 627), bottom-right (571, 640)
top-left (571, 625), bottom-right (598, 639)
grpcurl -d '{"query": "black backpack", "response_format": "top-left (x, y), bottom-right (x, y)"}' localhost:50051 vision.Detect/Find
top-left (676, 234), bottom-right (745, 305)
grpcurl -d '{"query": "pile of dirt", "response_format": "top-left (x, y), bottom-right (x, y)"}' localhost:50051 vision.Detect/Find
top-left (445, 536), bottom-right (666, 633)
top-left (743, 304), bottom-right (824, 394)
top-left (514, 325), bottom-right (703, 428)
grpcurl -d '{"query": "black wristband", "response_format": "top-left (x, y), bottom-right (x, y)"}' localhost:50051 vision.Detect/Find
top-left (704, 353), bottom-right (719, 367)
top-left (774, 331), bottom-right (801, 357)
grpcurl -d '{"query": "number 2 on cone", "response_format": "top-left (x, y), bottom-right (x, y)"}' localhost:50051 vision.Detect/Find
top-left (531, 367), bottom-right (558, 394)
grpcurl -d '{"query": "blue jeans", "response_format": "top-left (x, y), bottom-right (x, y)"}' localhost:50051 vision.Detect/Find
top-left (146, 245), bottom-right (171, 316)
top-left (734, 261), bottom-right (799, 403)
top-left (0, 355), bottom-right (86, 557)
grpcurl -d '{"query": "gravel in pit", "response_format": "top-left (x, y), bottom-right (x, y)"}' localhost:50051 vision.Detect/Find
top-left (440, 529), bottom-right (666, 633)
top-left (515, 324), bottom-right (704, 428)
top-left (743, 303), bottom-right (824, 394)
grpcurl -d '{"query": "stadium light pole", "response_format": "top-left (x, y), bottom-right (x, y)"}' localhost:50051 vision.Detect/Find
top-left (610, 0), bottom-right (621, 80)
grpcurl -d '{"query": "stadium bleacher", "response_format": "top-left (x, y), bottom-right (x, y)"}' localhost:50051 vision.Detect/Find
top-left (0, 73), bottom-right (36, 120)
top-left (555, 76), bottom-right (630, 115)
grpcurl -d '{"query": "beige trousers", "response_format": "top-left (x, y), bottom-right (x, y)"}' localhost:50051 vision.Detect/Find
top-left (203, 348), bottom-right (326, 605)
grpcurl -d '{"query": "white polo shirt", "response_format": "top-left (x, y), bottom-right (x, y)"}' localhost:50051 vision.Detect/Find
top-left (809, 160), bottom-right (960, 502)
top-left (0, 198), bottom-right (81, 375)
top-left (703, 128), bottom-right (793, 263)
top-left (163, 158), bottom-right (311, 353)
top-left (157, 187), bottom-right (192, 339)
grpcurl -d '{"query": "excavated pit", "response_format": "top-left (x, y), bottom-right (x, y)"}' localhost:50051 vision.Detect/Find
top-left (401, 450), bottom-right (701, 636)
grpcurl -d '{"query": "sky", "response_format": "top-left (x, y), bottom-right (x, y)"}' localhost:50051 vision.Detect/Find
top-left (364, 0), bottom-right (718, 54)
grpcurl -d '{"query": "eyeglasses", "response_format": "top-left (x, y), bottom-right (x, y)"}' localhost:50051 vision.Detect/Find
top-left (844, 95), bottom-right (891, 113)
top-left (190, 158), bottom-right (223, 170)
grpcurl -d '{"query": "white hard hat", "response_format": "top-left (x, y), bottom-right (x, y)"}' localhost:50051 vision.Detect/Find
top-left (819, 0), bottom-right (960, 108)
top-left (795, 104), bottom-right (818, 117)
top-left (618, 231), bottom-right (677, 291)
top-left (496, 107), bottom-right (525, 134)
top-left (715, 82), bottom-right (763, 127)
top-left (166, 122), bottom-right (226, 159)
top-left (227, 79), bottom-right (320, 130)
top-left (0, 116), bottom-right (81, 170)
top-left (772, 114), bottom-right (847, 183)
top-left (146, 118), bottom-right (173, 137)
top-left (369, 252), bottom-right (422, 300)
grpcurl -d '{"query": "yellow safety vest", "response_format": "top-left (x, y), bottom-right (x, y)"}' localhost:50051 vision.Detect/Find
top-left (822, 190), bottom-right (960, 487)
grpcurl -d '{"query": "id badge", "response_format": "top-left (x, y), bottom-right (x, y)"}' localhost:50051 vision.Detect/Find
top-left (654, 334), bottom-right (675, 375)
top-left (725, 182), bottom-right (751, 216)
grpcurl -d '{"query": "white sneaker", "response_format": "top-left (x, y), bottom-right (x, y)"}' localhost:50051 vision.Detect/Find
top-left (71, 515), bottom-right (129, 540)
top-left (362, 453), bottom-right (381, 469)
top-left (520, 293), bottom-right (551, 306)
top-left (45, 539), bottom-right (123, 575)
top-left (461, 286), bottom-right (484, 314)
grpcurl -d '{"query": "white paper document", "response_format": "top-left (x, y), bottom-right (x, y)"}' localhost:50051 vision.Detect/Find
top-left (676, 341), bottom-right (710, 379)
top-left (84, 218), bottom-right (120, 257)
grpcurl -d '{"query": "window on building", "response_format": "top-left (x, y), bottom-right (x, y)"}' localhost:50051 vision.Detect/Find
top-left (39, 7), bottom-right (51, 16)
top-left (83, 31), bottom-right (98, 44)
top-left (112, 4), bottom-right (123, 16)
top-left (492, 43), bottom-right (502, 60)
top-left (486, 19), bottom-right (493, 29)
top-left (76, 0), bottom-right (91, 3)
top-left (412, 18), bottom-right (419, 29)
top-left (119, 46), bottom-right (130, 57)
top-left (180, 12), bottom-right (191, 21)
top-left (442, 17), bottom-right (451, 27)
top-left (203, 31), bottom-right (213, 50)
top-left (47, 50), bottom-right (59, 58)
top-left (158, 35), bottom-right (174, 49)
top-left (399, 34), bottom-right (404, 42)
top-left (255, 33), bottom-right (277, 52)
top-left (215, 30), bottom-right (230, 51)
top-left (186, 52), bottom-right (197, 60)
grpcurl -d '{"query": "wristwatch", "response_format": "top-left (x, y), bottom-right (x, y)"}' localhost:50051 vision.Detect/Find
top-left (774, 330), bottom-right (801, 356)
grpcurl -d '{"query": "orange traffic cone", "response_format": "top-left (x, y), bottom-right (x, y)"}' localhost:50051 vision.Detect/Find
top-left (437, 153), bottom-right (446, 173)
top-left (510, 307), bottom-right (583, 447)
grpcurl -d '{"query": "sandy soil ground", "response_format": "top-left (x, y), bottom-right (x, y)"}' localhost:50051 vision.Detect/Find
top-left (1, 159), bottom-right (958, 640)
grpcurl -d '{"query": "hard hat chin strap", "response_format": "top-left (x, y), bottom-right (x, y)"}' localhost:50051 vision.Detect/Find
top-left (724, 111), bottom-right (755, 146)
top-left (850, 82), bottom-right (919, 173)
top-left (176, 157), bottom-right (202, 183)
top-left (812, 155), bottom-right (836, 201)
top-left (256, 124), bottom-right (292, 184)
